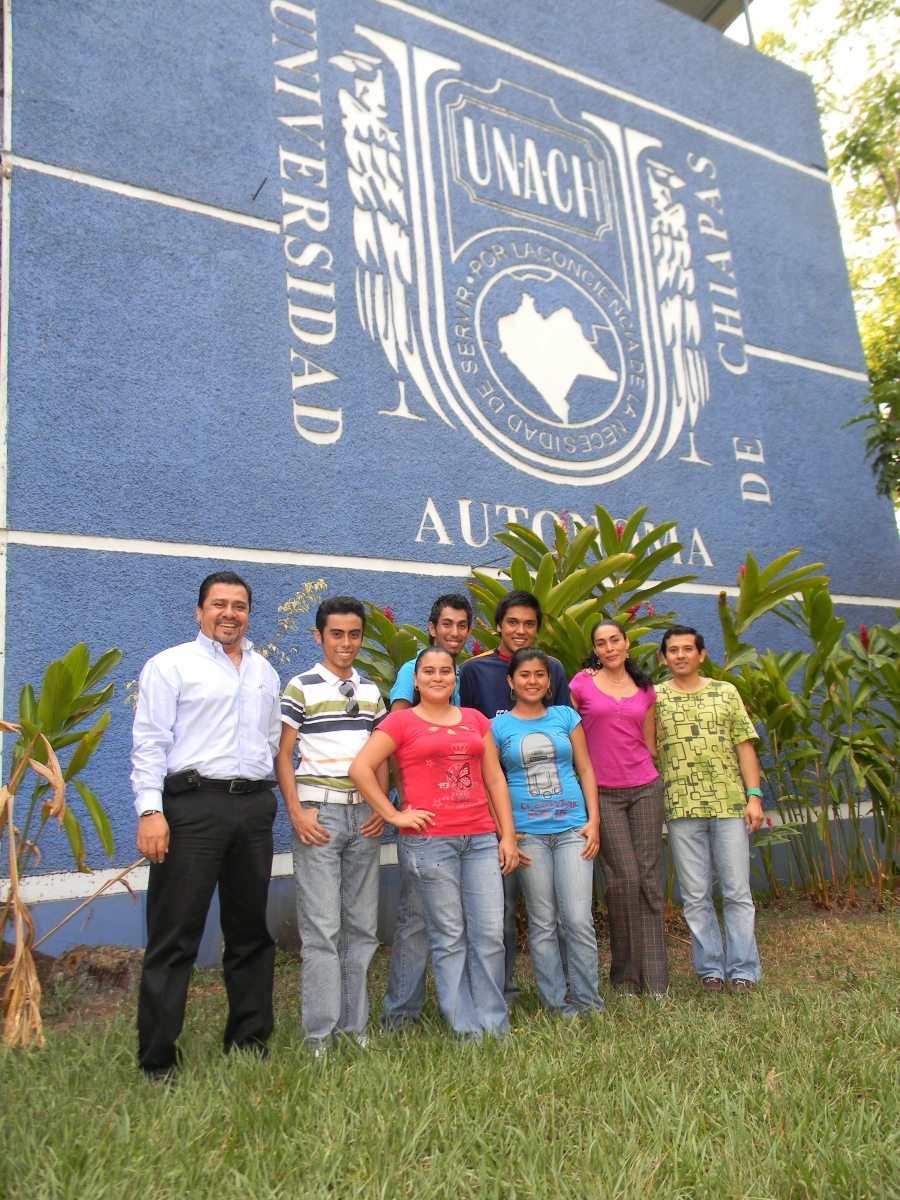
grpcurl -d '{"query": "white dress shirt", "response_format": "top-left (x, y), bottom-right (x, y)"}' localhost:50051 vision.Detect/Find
top-left (130, 631), bottom-right (283, 816)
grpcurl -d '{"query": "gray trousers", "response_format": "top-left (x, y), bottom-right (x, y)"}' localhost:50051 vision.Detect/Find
top-left (292, 801), bottom-right (380, 1045)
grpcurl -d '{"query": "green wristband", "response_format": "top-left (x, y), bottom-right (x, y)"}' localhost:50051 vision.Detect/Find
top-left (746, 788), bottom-right (762, 798)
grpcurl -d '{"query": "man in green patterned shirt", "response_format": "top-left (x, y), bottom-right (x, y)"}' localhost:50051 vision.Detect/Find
top-left (656, 625), bottom-right (764, 994)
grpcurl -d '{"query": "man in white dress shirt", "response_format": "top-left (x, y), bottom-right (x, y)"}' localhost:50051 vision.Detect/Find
top-left (131, 571), bottom-right (282, 1080)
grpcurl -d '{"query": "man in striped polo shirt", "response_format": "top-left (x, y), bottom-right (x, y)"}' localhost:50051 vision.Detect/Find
top-left (275, 596), bottom-right (388, 1052)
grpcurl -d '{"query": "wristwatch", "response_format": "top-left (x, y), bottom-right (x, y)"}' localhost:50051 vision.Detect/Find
top-left (139, 809), bottom-right (159, 818)
top-left (746, 788), bottom-right (762, 798)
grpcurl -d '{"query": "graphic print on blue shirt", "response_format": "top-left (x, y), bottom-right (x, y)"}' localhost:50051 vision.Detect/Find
top-left (459, 650), bottom-right (572, 718)
top-left (492, 707), bottom-right (587, 834)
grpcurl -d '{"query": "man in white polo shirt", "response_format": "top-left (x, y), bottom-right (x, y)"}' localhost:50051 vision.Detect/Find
top-left (275, 596), bottom-right (388, 1052)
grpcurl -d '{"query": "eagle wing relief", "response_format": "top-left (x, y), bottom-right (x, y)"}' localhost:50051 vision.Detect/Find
top-left (330, 45), bottom-right (453, 426)
top-left (644, 158), bottom-right (711, 460)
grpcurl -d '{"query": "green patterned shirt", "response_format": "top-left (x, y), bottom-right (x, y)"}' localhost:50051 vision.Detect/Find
top-left (655, 680), bottom-right (758, 820)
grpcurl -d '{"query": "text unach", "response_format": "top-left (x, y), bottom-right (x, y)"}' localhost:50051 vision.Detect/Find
top-left (450, 95), bottom-right (613, 241)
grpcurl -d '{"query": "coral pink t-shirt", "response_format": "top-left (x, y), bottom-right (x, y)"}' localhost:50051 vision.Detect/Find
top-left (569, 672), bottom-right (658, 789)
top-left (377, 706), bottom-right (497, 837)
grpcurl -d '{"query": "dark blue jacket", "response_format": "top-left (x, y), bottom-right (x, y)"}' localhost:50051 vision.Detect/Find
top-left (458, 649), bottom-right (572, 719)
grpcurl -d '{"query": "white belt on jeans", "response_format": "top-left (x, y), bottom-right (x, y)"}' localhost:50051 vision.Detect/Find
top-left (296, 783), bottom-right (365, 805)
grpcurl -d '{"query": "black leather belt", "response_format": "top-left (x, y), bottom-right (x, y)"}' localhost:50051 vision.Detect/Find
top-left (164, 769), bottom-right (276, 796)
top-left (197, 776), bottom-right (276, 795)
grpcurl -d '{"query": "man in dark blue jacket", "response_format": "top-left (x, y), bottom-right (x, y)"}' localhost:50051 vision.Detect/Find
top-left (459, 589), bottom-right (572, 1000)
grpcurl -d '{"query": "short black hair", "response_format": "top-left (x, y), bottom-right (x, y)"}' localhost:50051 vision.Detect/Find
top-left (495, 589), bottom-right (543, 629)
top-left (316, 595), bottom-right (366, 634)
top-left (428, 593), bottom-right (473, 631)
top-left (198, 571), bottom-right (252, 610)
top-left (660, 624), bottom-right (706, 654)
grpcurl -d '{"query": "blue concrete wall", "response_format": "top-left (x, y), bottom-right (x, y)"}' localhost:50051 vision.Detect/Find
top-left (3, 0), bottom-right (898, 930)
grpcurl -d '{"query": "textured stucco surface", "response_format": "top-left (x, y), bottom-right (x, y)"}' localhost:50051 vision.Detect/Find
top-left (3, 0), bottom-right (898, 895)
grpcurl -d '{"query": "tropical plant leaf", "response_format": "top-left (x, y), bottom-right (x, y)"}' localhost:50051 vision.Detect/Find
top-left (62, 808), bottom-right (90, 873)
top-left (83, 647), bottom-right (123, 691)
top-left (36, 661), bottom-right (77, 734)
top-left (73, 779), bottom-right (114, 857)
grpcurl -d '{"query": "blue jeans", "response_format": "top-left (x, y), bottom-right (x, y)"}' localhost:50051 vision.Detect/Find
top-left (666, 816), bottom-right (762, 984)
top-left (518, 830), bottom-right (603, 1016)
top-left (292, 802), bottom-right (381, 1045)
top-left (381, 863), bottom-right (429, 1028)
top-left (399, 833), bottom-right (508, 1037)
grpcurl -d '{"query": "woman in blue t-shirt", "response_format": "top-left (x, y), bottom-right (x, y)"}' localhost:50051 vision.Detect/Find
top-left (492, 648), bottom-right (603, 1016)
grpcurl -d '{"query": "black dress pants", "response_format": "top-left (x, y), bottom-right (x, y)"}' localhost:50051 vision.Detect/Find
top-left (137, 786), bottom-right (277, 1072)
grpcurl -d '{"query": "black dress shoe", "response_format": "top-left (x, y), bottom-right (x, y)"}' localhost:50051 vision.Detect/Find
top-left (229, 1040), bottom-right (270, 1060)
top-left (143, 1064), bottom-right (177, 1085)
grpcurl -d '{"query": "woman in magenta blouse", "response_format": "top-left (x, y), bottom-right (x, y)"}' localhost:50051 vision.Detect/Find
top-left (570, 618), bottom-right (668, 996)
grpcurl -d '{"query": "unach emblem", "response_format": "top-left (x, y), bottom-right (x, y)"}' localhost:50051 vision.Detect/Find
top-left (332, 28), bottom-right (710, 485)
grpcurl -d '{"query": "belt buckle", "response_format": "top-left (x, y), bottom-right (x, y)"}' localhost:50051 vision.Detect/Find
top-left (229, 778), bottom-right (252, 795)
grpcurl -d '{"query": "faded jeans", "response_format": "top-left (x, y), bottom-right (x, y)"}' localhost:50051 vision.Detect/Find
top-left (381, 863), bottom-right (429, 1028)
top-left (399, 833), bottom-right (508, 1037)
top-left (666, 816), bottom-right (762, 984)
top-left (518, 829), bottom-right (603, 1016)
top-left (292, 801), bottom-right (381, 1046)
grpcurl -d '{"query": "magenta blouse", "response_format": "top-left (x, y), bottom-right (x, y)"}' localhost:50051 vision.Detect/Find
top-left (569, 671), bottom-right (658, 789)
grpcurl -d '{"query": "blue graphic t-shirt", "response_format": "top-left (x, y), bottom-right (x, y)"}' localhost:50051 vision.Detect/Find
top-left (492, 707), bottom-right (587, 834)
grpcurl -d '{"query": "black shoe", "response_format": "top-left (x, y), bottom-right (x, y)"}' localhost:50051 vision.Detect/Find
top-left (143, 1064), bottom-right (177, 1086)
top-left (228, 1040), bottom-right (270, 1060)
top-left (730, 979), bottom-right (755, 994)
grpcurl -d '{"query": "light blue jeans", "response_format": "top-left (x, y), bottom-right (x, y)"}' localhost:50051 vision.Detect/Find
top-left (399, 833), bottom-right (508, 1037)
top-left (518, 829), bottom-right (604, 1016)
top-left (292, 801), bottom-right (381, 1046)
top-left (381, 864), bottom-right (429, 1028)
top-left (666, 816), bottom-right (762, 984)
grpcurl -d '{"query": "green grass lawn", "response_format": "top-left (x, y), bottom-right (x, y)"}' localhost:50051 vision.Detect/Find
top-left (2, 906), bottom-right (899, 1199)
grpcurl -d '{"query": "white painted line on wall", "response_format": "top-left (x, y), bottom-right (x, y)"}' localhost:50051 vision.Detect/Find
top-left (3, 156), bottom-right (281, 234)
top-left (5, 528), bottom-right (900, 608)
top-left (374, 0), bottom-right (831, 183)
top-left (745, 344), bottom-right (869, 383)
top-left (2, 844), bottom-right (398, 904)
top-left (6, 528), bottom-right (474, 579)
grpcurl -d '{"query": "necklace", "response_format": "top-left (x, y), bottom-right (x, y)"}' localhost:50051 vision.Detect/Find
top-left (606, 670), bottom-right (629, 684)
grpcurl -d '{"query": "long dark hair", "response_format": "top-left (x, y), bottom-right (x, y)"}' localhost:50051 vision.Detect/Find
top-left (507, 647), bottom-right (553, 707)
top-left (412, 646), bottom-right (456, 704)
top-left (582, 618), bottom-right (652, 690)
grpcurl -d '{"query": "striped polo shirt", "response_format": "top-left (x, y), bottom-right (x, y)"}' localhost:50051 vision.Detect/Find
top-left (281, 663), bottom-right (386, 798)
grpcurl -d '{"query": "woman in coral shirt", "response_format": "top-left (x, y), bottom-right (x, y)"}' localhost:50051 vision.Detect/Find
top-left (350, 646), bottom-right (520, 1037)
top-left (570, 619), bottom-right (667, 997)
